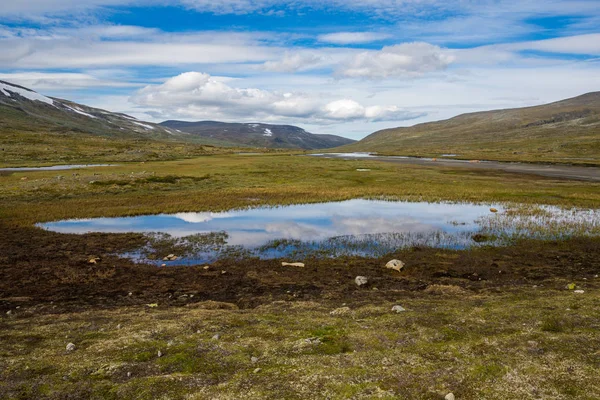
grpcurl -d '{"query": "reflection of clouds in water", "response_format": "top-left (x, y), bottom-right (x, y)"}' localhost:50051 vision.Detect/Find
top-left (264, 222), bottom-right (327, 240)
top-left (174, 212), bottom-right (235, 223)
top-left (331, 216), bottom-right (435, 235)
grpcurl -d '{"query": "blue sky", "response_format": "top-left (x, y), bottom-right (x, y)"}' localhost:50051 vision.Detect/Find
top-left (1, 0), bottom-right (599, 139)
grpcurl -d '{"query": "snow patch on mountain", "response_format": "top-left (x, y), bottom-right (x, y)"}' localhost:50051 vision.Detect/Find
top-left (132, 121), bottom-right (155, 130)
top-left (263, 128), bottom-right (273, 137)
top-left (0, 81), bottom-right (55, 106)
top-left (64, 105), bottom-right (98, 119)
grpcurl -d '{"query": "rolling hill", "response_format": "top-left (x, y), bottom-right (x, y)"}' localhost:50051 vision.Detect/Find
top-left (160, 120), bottom-right (355, 150)
top-left (0, 80), bottom-right (230, 145)
top-left (340, 92), bottom-right (600, 164)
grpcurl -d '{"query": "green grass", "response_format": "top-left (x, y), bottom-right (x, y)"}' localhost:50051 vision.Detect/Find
top-left (1, 154), bottom-right (599, 226)
top-left (1, 290), bottom-right (599, 399)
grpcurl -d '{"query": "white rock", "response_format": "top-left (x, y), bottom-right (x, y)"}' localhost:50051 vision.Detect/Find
top-left (355, 276), bottom-right (369, 286)
top-left (157, 350), bottom-right (163, 358)
top-left (251, 356), bottom-right (259, 364)
top-left (66, 343), bottom-right (76, 352)
top-left (282, 262), bottom-right (305, 268)
top-left (445, 393), bottom-right (455, 400)
top-left (212, 334), bottom-right (221, 340)
top-left (392, 305), bottom-right (406, 313)
top-left (574, 290), bottom-right (585, 294)
top-left (385, 259), bottom-right (405, 272)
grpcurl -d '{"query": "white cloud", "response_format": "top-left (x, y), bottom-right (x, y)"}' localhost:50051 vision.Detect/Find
top-left (130, 71), bottom-right (421, 123)
top-left (318, 32), bottom-right (391, 45)
top-left (0, 71), bottom-right (137, 90)
top-left (338, 42), bottom-right (455, 78)
top-left (510, 33), bottom-right (600, 55)
top-left (262, 52), bottom-right (323, 72)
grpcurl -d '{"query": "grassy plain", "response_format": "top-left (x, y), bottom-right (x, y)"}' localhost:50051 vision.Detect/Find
top-left (1, 153), bottom-right (600, 399)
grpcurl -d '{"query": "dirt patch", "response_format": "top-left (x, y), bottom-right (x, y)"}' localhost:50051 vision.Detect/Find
top-left (1, 222), bottom-right (599, 313)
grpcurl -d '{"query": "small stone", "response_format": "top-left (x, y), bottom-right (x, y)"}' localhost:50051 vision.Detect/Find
top-left (116, 324), bottom-right (122, 329)
top-left (6, 310), bottom-right (12, 315)
top-left (385, 259), bottom-right (405, 272)
top-left (128, 292), bottom-right (133, 296)
top-left (161, 264), bottom-right (166, 267)
top-left (212, 334), bottom-right (221, 340)
top-left (127, 372), bottom-right (132, 378)
top-left (445, 393), bottom-right (455, 400)
top-left (66, 343), bottom-right (76, 352)
top-left (355, 276), bottom-right (369, 287)
top-left (157, 350), bottom-right (163, 358)
top-left (574, 290), bottom-right (585, 294)
top-left (490, 208), bottom-right (498, 213)
top-left (392, 305), bottom-right (406, 313)
top-left (251, 356), bottom-right (259, 364)
top-left (566, 283), bottom-right (576, 290)
top-left (253, 368), bottom-right (261, 374)
top-left (282, 262), bottom-right (305, 268)
top-left (203, 266), bottom-right (210, 270)
top-left (221, 270), bottom-right (227, 275)
top-left (330, 307), bottom-right (351, 316)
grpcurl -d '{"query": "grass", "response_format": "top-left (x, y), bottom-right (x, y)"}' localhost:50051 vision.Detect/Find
top-left (1, 154), bottom-right (599, 226)
top-left (1, 289), bottom-right (599, 399)
top-left (1, 151), bottom-right (599, 399)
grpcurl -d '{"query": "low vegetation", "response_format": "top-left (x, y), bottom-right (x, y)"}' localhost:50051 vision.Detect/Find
top-left (1, 152), bottom-right (599, 399)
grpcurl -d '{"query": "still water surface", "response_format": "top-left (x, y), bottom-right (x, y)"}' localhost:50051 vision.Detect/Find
top-left (38, 199), bottom-right (599, 265)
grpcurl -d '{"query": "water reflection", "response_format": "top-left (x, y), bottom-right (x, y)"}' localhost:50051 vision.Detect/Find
top-left (0, 164), bottom-right (115, 172)
top-left (38, 200), bottom-right (600, 265)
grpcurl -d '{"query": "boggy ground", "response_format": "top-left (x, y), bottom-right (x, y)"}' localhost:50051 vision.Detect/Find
top-left (1, 223), bottom-right (599, 313)
top-left (1, 154), bottom-right (600, 399)
top-left (0, 225), bottom-right (599, 399)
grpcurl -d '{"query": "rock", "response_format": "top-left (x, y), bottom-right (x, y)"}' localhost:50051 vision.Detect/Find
top-left (6, 310), bottom-right (12, 315)
top-left (203, 265), bottom-right (210, 270)
top-left (574, 290), bottom-right (585, 294)
top-left (127, 372), bottom-right (132, 378)
top-left (355, 276), bottom-right (369, 287)
top-left (212, 334), bottom-right (221, 340)
top-left (253, 368), bottom-right (261, 373)
top-left (88, 257), bottom-right (100, 264)
top-left (157, 350), bottom-right (163, 357)
top-left (490, 208), bottom-right (498, 213)
top-left (161, 264), bottom-right (166, 267)
top-left (330, 307), bottom-right (351, 316)
top-left (445, 394), bottom-right (455, 400)
top-left (566, 283), bottom-right (577, 290)
top-left (66, 343), bottom-right (76, 352)
top-left (391, 305), bottom-right (406, 313)
top-left (116, 324), bottom-right (122, 329)
top-left (251, 356), bottom-right (259, 364)
top-left (385, 259), bottom-right (405, 272)
top-left (282, 262), bottom-right (305, 268)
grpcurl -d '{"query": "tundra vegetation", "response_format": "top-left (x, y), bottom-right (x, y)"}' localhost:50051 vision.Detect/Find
top-left (1, 153), bottom-right (599, 399)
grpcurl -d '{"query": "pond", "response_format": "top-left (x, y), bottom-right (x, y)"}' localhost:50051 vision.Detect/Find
top-left (38, 199), bottom-right (600, 266)
top-left (0, 164), bottom-right (115, 172)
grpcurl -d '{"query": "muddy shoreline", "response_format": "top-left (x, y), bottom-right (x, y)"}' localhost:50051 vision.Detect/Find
top-left (2, 223), bottom-right (598, 313)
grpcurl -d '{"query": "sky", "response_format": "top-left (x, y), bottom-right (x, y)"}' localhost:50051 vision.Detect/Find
top-left (1, 1), bottom-right (599, 139)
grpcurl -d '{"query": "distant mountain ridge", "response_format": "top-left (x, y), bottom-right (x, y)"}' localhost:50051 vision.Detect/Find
top-left (160, 120), bottom-right (355, 150)
top-left (339, 92), bottom-right (600, 164)
top-left (0, 80), bottom-right (354, 150)
top-left (0, 80), bottom-right (201, 142)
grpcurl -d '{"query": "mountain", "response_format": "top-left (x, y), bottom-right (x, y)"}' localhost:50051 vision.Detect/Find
top-left (0, 80), bottom-right (231, 145)
top-left (340, 92), bottom-right (600, 164)
top-left (160, 120), bottom-right (355, 150)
